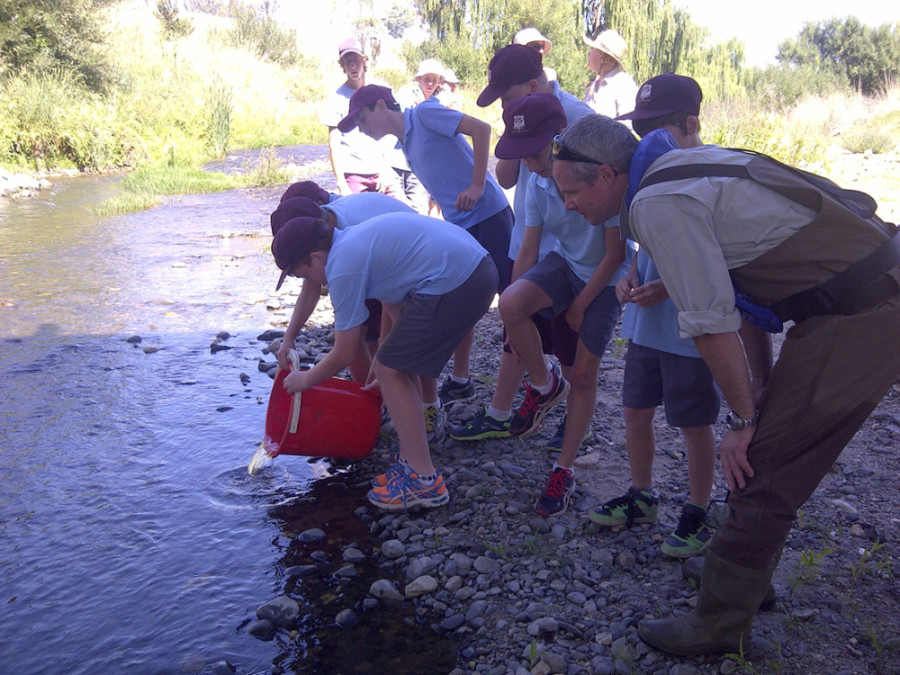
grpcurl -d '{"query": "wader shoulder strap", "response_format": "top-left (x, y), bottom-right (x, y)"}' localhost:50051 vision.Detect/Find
top-left (637, 151), bottom-right (879, 220)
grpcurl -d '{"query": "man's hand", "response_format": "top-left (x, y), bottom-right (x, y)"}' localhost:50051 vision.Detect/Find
top-left (719, 427), bottom-right (756, 490)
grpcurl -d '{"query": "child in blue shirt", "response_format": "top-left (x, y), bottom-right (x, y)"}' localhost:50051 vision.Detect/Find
top-left (495, 94), bottom-right (632, 517)
top-left (338, 85), bottom-right (514, 410)
top-left (271, 213), bottom-right (498, 510)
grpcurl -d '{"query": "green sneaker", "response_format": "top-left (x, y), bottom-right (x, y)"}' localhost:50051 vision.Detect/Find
top-left (449, 410), bottom-right (511, 440)
top-left (661, 502), bottom-right (712, 558)
top-left (589, 487), bottom-right (659, 527)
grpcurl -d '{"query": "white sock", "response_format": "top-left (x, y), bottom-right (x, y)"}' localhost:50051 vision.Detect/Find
top-left (450, 375), bottom-right (470, 384)
top-left (486, 406), bottom-right (511, 420)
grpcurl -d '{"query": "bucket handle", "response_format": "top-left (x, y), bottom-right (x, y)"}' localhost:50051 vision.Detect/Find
top-left (286, 349), bottom-right (302, 435)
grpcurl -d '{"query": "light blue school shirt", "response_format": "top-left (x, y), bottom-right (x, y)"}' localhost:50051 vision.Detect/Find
top-left (620, 249), bottom-right (702, 358)
top-left (508, 83), bottom-right (594, 260)
top-left (402, 100), bottom-right (509, 230)
top-left (321, 192), bottom-right (414, 229)
top-left (524, 173), bottom-right (631, 285)
top-left (326, 212), bottom-right (489, 331)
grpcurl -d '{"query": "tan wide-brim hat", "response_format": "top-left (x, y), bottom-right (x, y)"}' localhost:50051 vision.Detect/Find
top-left (583, 28), bottom-right (627, 68)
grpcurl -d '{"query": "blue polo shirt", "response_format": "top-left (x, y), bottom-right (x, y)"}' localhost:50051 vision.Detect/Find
top-left (326, 212), bottom-right (489, 330)
top-left (401, 100), bottom-right (509, 229)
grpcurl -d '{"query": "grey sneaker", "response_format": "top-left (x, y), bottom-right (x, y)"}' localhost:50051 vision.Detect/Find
top-left (589, 487), bottom-right (659, 527)
top-left (425, 403), bottom-right (446, 447)
top-left (546, 415), bottom-right (592, 453)
top-left (438, 377), bottom-right (476, 406)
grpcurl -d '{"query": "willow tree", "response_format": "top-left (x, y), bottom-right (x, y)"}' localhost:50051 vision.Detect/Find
top-left (410, 0), bottom-right (586, 93)
top-left (589, 0), bottom-right (746, 99)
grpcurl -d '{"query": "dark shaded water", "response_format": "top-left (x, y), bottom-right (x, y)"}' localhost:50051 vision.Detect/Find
top-left (0, 153), bottom-right (456, 673)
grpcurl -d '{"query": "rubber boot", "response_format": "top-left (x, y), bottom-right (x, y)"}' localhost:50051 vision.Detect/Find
top-left (639, 550), bottom-right (776, 656)
top-left (682, 556), bottom-right (777, 611)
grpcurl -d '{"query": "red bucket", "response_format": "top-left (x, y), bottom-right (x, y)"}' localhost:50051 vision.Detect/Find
top-left (263, 359), bottom-right (382, 460)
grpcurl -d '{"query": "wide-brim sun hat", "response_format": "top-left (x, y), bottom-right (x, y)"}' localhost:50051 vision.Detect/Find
top-left (583, 28), bottom-right (627, 68)
top-left (514, 27), bottom-right (552, 53)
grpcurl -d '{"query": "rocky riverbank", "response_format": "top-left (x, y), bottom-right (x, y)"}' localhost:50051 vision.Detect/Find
top-left (0, 166), bottom-right (54, 198)
top-left (243, 289), bottom-right (900, 675)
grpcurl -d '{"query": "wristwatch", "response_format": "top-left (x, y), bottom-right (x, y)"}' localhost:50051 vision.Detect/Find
top-left (725, 410), bottom-right (759, 431)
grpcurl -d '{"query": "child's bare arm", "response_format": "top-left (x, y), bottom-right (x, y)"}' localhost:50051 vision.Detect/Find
top-left (277, 281), bottom-right (322, 369)
top-left (454, 114), bottom-right (491, 211)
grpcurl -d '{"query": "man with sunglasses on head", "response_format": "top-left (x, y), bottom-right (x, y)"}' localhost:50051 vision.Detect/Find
top-left (551, 112), bottom-right (900, 656)
top-left (495, 94), bottom-right (633, 517)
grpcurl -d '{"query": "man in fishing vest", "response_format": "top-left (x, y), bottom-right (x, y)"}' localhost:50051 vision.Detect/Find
top-left (550, 113), bottom-right (900, 656)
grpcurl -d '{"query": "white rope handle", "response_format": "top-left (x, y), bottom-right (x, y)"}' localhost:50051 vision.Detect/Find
top-left (287, 348), bottom-right (302, 434)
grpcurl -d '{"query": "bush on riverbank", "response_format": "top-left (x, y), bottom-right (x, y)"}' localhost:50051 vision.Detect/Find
top-left (2, 3), bottom-right (899, 210)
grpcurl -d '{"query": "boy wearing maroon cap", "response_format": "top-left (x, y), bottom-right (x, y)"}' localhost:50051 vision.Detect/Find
top-left (271, 214), bottom-right (498, 511)
top-left (339, 83), bottom-right (513, 415)
top-left (452, 45), bottom-right (593, 449)
top-left (585, 74), bottom-right (721, 559)
top-left (495, 94), bottom-right (632, 516)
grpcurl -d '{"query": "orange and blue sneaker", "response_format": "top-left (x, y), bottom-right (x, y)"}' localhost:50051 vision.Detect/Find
top-left (368, 472), bottom-right (450, 511)
top-left (371, 454), bottom-right (412, 488)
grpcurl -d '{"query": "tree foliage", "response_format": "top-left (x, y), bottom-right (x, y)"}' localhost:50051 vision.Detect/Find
top-left (409, 0), bottom-right (585, 94)
top-left (0, 0), bottom-right (115, 92)
top-left (224, 0), bottom-right (297, 67)
top-left (156, 0), bottom-right (195, 41)
top-left (599, 0), bottom-right (745, 100)
top-left (778, 17), bottom-right (900, 95)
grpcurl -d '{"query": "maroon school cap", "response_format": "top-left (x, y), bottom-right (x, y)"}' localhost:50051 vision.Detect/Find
top-left (616, 73), bottom-right (703, 121)
top-left (477, 44), bottom-right (543, 107)
top-left (495, 94), bottom-right (567, 160)
top-left (272, 217), bottom-right (329, 291)
top-left (337, 85), bottom-right (397, 132)
top-left (270, 197), bottom-right (322, 235)
top-left (280, 180), bottom-right (329, 204)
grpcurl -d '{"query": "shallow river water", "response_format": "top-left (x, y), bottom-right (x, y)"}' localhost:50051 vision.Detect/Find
top-left (0, 153), bottom-right (454, 673)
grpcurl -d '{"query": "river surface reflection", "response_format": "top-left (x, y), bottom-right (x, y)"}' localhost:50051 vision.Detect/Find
top-left (0, 154), bottom-right (430, 673)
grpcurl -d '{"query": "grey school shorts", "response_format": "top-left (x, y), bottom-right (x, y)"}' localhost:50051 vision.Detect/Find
top-left (622, 341), bottom-right (721, 427)
top-left (521, 251), bottom-right (621, 358)
top-left (377, 256), bottom-right (498, 378)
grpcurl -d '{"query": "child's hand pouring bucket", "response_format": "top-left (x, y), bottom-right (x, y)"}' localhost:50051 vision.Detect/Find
top-left (248, 349), bottom-right (382, 475)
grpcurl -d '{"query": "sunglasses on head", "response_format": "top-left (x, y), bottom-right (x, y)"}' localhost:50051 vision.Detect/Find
top-left (551, 135), bottom-right (619, 176)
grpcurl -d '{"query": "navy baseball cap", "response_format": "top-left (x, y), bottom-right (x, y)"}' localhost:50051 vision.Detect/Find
top-left (616, 73), bottom-right (702, 121)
